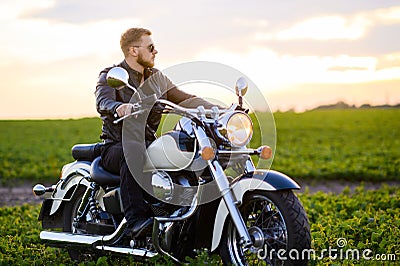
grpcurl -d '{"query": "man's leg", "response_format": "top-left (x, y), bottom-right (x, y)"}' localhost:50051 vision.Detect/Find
top-left (102, 142), bottom-right (152, 235)
top-left (101, 142), bottom-right (123, 174)
top-left (119, 142), bottom-right (150, 226)
top-left (120, 108), bottom-right (154, 236)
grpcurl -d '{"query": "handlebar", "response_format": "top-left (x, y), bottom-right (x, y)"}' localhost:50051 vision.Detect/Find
top-left (157, 99), bottom-right (236, 117)
top-left (113, 96), bottom-right (237, 124)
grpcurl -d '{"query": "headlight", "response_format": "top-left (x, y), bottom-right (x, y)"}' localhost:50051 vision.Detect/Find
top-left (219, 112), bottom-right (253, 147)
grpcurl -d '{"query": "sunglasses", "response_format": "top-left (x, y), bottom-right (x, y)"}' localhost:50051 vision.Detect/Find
top-left (133, 44), bottom-right (156, 53)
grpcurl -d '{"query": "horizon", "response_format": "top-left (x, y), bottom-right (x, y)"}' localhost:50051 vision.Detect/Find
top-left (1, 0), bottom-right (399, 119)
top-left (1, 100), bottom-right (398, 121)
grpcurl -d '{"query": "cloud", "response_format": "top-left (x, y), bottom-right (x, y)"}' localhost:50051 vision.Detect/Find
top-left (259, 15), bottom-right (371, 41)
top-left (1, 0), bottom-right (400, 118)
top-left (0, 55), bottom-right (103, 119)
top-left (251, 4), bottom-right (400, 61)
top-left (20, 0), bottom-right (140, 23)
top-left (327, 66), bottom-right (369, 71)
top-left (255, 6), bottom-right (400, 42)
top-left (0, 0), bottom-right (53, 20)
top-left (11, 1), bottom-right (400, 61)
top-left (376, 53), bottom-right (400, 70)
top-left (267, 80), bottom-right (400, 112)
top-left (196, 46), bottom-right (400, 89)
top-left (0, 14), bottom-right (139, 65)
top-left (20, 0), bottom-right (400, 25)
top-left (375, 6), bottom-right (400, 24)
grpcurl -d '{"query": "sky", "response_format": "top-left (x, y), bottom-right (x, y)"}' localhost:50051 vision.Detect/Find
top-left (0, 0), bottom-right (399, 119)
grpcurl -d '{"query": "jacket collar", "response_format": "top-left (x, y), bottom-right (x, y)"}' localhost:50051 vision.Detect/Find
top-left (120, 60), bottom-right (153, 88)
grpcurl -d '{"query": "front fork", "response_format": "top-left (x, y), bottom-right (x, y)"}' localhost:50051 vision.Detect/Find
top-left (208, 160), bottom-right (253, 247)
top-left (194, 125), bottom-right (252, 247)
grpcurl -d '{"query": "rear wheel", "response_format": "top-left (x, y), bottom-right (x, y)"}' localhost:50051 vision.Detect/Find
top-left (62, 185), bottom-right (97, 262)
top-left (219, 190), bottom-right (311, 265)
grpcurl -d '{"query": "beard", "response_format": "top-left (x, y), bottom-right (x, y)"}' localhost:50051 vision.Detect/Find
top-left (137, 53), bottom-right (154, 68)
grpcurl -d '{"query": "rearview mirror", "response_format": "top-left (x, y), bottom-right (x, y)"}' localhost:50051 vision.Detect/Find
top-left (106, 67), bottom-right (129, 89)
top-left (235, 77), bottom-right (248, 97)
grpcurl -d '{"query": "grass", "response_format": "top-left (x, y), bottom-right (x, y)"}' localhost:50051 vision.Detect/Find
top-left (0, 118), bottom-right (101, 186)
top-left (270, 109), bottom-right (399, 182)
top-left (0, 109), bottom-right (399, 264)
top-left (0, 185), bottom-right (399, 265)
top-left (2, 109), bottom-right (398, 185)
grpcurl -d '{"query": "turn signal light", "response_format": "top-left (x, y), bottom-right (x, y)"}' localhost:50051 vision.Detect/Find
top-left (200, 146), bottom-right (215, 161)
top-left (259, 146), bottom-right (272, 160)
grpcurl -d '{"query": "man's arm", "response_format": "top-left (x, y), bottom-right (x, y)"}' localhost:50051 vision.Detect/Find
top-left (95, 70), bottom-right (122, 115)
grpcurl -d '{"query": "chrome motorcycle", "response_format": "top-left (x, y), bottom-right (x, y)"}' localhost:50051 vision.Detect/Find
top-left (33, 67), bottom-right (311, 265)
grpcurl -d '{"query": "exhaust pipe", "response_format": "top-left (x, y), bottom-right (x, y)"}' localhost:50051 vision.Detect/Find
top-left (40, 231), bottom-right (102, 248)
top-left (40, 218), bottom-right (128, 248)
top-left (96, 246), bottom-right (157, 257)
top-left (40, 232), bottom-right (158, 258)
top-left (40, 218), bottom-right (158, 259)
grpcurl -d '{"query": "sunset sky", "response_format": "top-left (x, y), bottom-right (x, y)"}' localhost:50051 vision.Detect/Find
top-left (1, 0), bottom-right (399, 119)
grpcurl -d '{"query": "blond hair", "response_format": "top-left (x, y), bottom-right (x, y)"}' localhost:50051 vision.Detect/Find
top-left (120, 28), bottom-right (152, 57)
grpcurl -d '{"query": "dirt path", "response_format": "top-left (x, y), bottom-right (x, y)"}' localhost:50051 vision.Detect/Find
top-left (1, 181), bottom-right (399, 207)
top-left (0, 184), bottom-right (44, 207)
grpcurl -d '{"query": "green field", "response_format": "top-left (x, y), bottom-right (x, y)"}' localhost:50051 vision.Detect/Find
top-left (0, 118), bottom-right (102, 186)
top-left (0, 109), bottom-right (399, 185)
top-left (272, 109), bottom-right (400, 182)
top-left (0, 185), bottom-right (398, 265)
top-left (0, 109), bottom-right (399, 264)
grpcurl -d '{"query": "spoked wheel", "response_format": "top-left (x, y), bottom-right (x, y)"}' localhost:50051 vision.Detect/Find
top-left (219, 190), bottom-right (311, 265)
top-left (62, 184), bottom-right (97, 262)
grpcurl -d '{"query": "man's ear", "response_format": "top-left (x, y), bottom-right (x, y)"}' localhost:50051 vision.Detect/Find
top-left (129, 46), bottom-right (138, 57)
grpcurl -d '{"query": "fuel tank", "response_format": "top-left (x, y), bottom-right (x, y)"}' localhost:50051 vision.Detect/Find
top-left (144, 131), bottom-right (197, 171)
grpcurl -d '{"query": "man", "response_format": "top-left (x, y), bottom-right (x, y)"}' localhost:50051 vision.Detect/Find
top-left (95, 28), bottom-right (214, 238)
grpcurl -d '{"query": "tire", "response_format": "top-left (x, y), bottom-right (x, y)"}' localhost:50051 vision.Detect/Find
top-left (219, 190), bottom-right (311, 266)
top-left (62, 185), bottom-right (97, 262)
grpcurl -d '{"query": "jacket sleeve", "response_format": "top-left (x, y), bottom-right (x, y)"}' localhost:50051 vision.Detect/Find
top-left (95, 69), bottom-right (122, 115)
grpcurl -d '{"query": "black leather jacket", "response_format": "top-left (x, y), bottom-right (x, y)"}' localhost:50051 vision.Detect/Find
top-left (95, 60), bottom-right (214, 144)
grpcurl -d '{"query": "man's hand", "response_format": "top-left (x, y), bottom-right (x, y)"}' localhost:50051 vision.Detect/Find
top-left (116, 103), bottom-right (135, 117)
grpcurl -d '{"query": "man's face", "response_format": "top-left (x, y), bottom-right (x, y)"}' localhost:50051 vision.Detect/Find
top-left (136, 35), bottom-right (158, 68)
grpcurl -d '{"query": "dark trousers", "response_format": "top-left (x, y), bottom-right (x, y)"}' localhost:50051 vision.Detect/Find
top-left (101, 141), bottom-right (151, 225)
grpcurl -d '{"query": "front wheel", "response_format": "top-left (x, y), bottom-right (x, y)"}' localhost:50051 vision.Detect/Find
top-left (219, 190), bottom-right (311, 265)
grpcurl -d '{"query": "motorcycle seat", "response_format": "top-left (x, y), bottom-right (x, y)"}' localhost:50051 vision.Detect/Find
top-left (90, 157), bottom-right (120, 186)
top-left (72, 143), bottom-right (103, 162)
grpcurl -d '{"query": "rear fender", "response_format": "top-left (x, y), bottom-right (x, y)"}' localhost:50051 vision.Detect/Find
top-left (48, 161), bottom-right (92, 215)
top-left (210, 170), bottom-right (300, 252)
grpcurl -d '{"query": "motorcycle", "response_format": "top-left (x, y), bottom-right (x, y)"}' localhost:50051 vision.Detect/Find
top-left (33, 67), bottom-right (311, 265)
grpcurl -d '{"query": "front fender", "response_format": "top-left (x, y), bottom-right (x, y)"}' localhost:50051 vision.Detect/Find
top-left (49, 161), bottom-right (92, 215)
top-left (235, 169), bottom-right (300, 191)
top-left (210, 169), bottom-right (300, 252)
